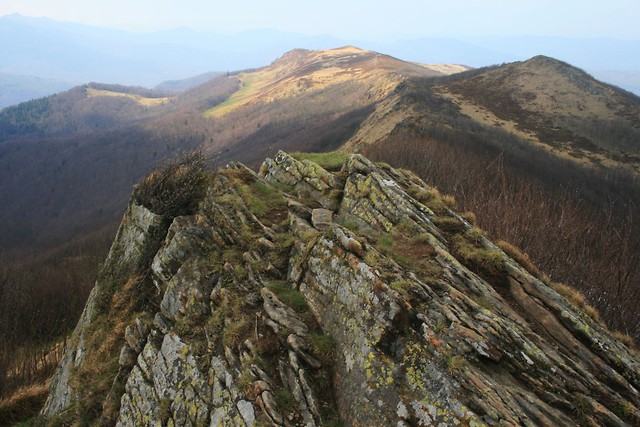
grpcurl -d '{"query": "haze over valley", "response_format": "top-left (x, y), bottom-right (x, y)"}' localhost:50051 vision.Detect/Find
top-left (1, 2), bottom-right (639, 425)
top-left (2, 12), bottom-right (640, 108)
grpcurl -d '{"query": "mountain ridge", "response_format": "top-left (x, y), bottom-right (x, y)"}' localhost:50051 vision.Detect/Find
top-left (2, 13), bottom-right (640, 108)
top-left (435, 55), bottom-right (640, 174)
top-left (38, 151), bottom-right (640, 426)
top-left (1, 47), bottom-right (638, 278)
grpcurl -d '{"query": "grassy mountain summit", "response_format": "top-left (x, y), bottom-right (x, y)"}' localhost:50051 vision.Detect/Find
top-left (345, 54), bottom-right (640, 178)
top-left (437, 55), bottom-right (640, 173)
top-left (204, 46), bottom-right (450, 118)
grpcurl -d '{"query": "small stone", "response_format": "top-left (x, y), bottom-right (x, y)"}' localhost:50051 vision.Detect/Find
top-left (236, 400), bottom-right (256, 426)
top-left (124, 324), bottom-right (144, 353)
top-left (243, 251), bottom-right (261, 263)
top-left (153, 312), bottom-right (170, 334)
top-left (257, 237), bottom-right (276, 251)
top-left (265, 318), bottom-right (281, 334)
top-left (332, 225), bottom-right (365, 257)
top-left (118, 345), bottom-right (137, 367)
top-left (288, 350), bottom-right (301, 372)
top-left (252, 380), bottom-right (271, 395)
top-left (298, 368), bottom-right (321, 418)
top-left (135, 318), bottom-right (148, 339)
top-left (312, 208), bottom-right (333, 230)
top-left (261, 288), bottom-right (309, 335)
top-left (251, 365), bottom-right (276, 387)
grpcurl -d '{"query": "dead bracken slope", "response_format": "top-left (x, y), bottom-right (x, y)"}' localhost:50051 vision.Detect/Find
top-left (205, 46), bottom-right (443, 118)
top-left (41, 151), bottom-right (639, 426)
top-left (436, 55), bottom-right (640, 174)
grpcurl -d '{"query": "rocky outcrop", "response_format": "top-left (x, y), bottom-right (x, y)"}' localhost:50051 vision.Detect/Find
top-left (42, 151), bottom-right (640, 426)
top-left (41, 200), bottom-right (168, 420)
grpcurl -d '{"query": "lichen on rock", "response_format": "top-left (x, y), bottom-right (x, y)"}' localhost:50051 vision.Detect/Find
top-left (41, 151), bottom-right (640, 426)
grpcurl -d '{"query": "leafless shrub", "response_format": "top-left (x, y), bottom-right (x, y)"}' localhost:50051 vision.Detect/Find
top-left (134, 151), bottom-right (209, 217)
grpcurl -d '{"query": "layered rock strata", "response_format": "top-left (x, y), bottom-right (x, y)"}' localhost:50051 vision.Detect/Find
top-left (42, 151), bottom-right (640, 426)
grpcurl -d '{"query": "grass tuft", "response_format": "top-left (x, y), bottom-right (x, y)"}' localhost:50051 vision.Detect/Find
top-left (308, 333), bottom-right (336, 364)
top-left (572, 394), bottom-right (592, 423)
top-left (550, 282), bottom-right (602, 324)
top-left (613, 331), bottom-right (636, 349)
top-left (134, 151), bottom-right (209, 218)
top-left (444, 355), bottom-right (466, 374)
top-left (266, 281), bottom-right (309, 314)
top-left (496, 240), bottom-right (541, 278)
top-left (274, 388), bottom-right (297, 413)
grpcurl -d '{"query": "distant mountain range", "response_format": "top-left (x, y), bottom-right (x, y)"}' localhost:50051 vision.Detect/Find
top-left (1, 45), bottom-right (639, 345)
top-left (1, 13), bottom-right (640, 109)
top-left (1, 46), bottom-right (638, 254)
top-left (0, 72), bottom-right (74, 108)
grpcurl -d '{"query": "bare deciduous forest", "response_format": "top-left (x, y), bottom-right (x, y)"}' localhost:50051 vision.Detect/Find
top-left (0, 228), bottom-right (114, 403)
top-left (365, 127), bottom-right (639, 341)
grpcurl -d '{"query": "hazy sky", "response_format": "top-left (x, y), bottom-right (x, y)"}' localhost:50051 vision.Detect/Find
top-left (1, 0), bottom-right (639, 40)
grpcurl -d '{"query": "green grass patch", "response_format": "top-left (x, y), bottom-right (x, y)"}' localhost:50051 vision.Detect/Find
top-left (235, 180), bottom-right (289, 224)
top-left (274, 388), bottom-right (297, 413)
top-left (432, 216), bottom-right (467, 234)
top-left (308, 333), bottom-right (336, 364)
top-left (466, 226), bottom-right (484, 243)
top-left (444, 355), bottom-right (466, 373)
top-left (205, 72), bottom-right (264, 117)
top-left (291, 151), bottom-right (350, 171)
top-left (266, 280), bottom-right (309, 314)
top-left (407, 185), bottom-right (456, 214)
top-left (222, 317), bottom-right (250, 348)
top-left (339, 218), bottom-right (365, 233)
top-left (390, 280), bottom-right (413, 298)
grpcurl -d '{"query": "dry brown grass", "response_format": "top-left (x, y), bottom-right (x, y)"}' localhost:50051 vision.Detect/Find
top-left (206, 47), bottom-right (437, 118)
top-left (0, 382), bottom-right (49, 425)
top-left (551, 282), bottom-right (602, 323)
top-left (497, 240), bottom-right (541, 278)
top-left (86, 88), bottom-right (171, 106)
top-left (613, 331), bottom-right (636, 349)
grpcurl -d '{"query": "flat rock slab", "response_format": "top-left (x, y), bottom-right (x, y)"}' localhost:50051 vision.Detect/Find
top-left (312, 208), bottom-right (333, 230)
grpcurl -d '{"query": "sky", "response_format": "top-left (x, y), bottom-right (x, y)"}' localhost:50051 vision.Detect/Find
top-left (1, 0), bottom-right (639, 40)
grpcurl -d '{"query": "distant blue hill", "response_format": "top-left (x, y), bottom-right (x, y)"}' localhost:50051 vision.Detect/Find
top-left (0, 72), bottom-right (73, 109)
top-left (1, 13), bottom-right (639, 104)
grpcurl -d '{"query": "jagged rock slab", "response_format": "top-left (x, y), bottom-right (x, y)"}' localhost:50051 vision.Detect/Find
top-left (41, 151), bottom-right (640, 427)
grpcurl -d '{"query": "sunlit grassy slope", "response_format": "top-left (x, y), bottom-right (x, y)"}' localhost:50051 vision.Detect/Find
top-left (205, 46), bottom-right (447, 118)
top-left (86, 88), bottom-right (172, 106)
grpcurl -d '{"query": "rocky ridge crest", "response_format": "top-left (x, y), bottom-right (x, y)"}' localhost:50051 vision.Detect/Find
top-left (42, 151), bottom-right (640, 426)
